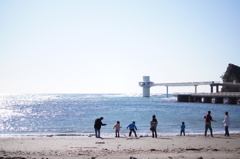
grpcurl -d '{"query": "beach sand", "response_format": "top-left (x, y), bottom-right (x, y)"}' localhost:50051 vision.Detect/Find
top-left (0, 134), bottom-right (240, 159)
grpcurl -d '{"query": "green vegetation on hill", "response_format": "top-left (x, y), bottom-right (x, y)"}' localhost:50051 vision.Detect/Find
top-left (221, 63), bottom-right (240, 92)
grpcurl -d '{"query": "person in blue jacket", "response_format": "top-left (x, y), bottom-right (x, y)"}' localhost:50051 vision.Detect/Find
top-left (180, 122), bottom-right (186, 136)
top-left (127, 121), bottom-right (138, 137)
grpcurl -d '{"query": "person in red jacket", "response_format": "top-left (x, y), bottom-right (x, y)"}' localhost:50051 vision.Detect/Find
top-left (204, 111), bottom-right (216, 137)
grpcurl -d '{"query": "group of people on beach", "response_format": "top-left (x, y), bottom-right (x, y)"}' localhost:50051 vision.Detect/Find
top-left (204, 111), bottom-right (230, 137)
top-left (94, 115), bottom-right (158, 138)
top-left (94, 111), bottom-right (230, 138)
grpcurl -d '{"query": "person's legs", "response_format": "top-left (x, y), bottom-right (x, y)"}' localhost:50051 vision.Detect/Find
top-left (95, 128), bottom-right (100, 138)
top-left (183, 130), bottom-right (185, 136)
top-left (133, 129), bottom-right (137, 137)
top-left (227, 126), bottom-right (229, 136)
top-left (129, 129), bottom-right (133, 137)
top-left (116, 130), bottom-right (120, 137)
top-left (225, 126), bottom-right (227, 136)
top-left (225, 126), bottom-right (229, 136)
top-left (154, 130), bottom-right (157, 138)
top-left (209, 125), bottom-right (213, 137)
top-left (95, 128), bottom-right (97, 138)
top-left (205, 124), bottom-right (209, 137)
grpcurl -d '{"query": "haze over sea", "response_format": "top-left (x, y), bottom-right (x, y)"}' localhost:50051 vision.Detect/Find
top-left (0, 93), bottom-right (240, 137)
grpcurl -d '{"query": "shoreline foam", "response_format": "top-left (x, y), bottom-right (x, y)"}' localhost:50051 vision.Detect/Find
top-left (1, 130), bottom-right (240, 138)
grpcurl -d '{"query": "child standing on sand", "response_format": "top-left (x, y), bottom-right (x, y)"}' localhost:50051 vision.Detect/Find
top-left (113, 121), bottom-right (122, 137)
top-left (180, 122), bottom-right (185, 136)
top-left (127, 121), bottom-right (138, 137)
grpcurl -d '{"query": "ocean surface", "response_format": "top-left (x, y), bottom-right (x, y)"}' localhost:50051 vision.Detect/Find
top-left (0, 93), bottom-right (240, 137)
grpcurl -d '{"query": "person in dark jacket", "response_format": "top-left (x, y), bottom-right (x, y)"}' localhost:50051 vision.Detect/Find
top-left (150, 115), bottom-right (158, 138)
top-left (94, 117), bottom-right (107, 138)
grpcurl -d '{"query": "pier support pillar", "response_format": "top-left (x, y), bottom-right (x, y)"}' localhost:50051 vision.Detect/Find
top-left (202, 97), bottom-right (212, 103)
top-left (211, 86), bottom-right (213, 93)
top-left (143, 87), bottom-right (150, 97)
top-left (212, 97), bottom-right (223, 104)
top-left (139, 76), bottom-right (154, 97)
top-left (166, 86), bottom-right (169, 97)
top-left (193, 97), bottom-right (202, 102)
top-left (189, 96), bottom-right (194, 102)
top-left (224, 98), bottom-right (238, 104)
top-left (194, 85), bottom-right (198, 93)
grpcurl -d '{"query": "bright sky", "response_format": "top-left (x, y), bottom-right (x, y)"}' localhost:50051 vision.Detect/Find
top-left (0, 0), bottom-right (240, 94)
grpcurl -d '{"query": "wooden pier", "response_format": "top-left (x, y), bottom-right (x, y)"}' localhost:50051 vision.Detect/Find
top-left (176, 92), bottom-right (240, 104)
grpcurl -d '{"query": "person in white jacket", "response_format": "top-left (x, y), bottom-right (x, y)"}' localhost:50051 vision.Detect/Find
top-left (113, 121), bottom-right (122, 137)
top-left (223, 112), bottom-right (230, 137)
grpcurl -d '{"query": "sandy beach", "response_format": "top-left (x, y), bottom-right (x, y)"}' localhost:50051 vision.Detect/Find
top-left (0, 134), bottom-right (240, 159)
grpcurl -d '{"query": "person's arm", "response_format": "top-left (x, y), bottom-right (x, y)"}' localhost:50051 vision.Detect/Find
top-left (223, 116), bottom-right (226, 124)
top-left (101, 121), bottom-right (107, 126)
top-left (135, 125), bottom-right (137, 130)
top-left (211, 116), bottom-right (216, 122)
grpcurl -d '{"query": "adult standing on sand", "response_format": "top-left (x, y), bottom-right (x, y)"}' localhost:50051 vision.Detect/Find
top-left (223, 111), bottom-right (230, 136)
top-left (204, 111), bottom-right (216, 137)
top-left (150, 115), bottom-right (158, 138)
top-left (94, 117), bottom-right (107, 138)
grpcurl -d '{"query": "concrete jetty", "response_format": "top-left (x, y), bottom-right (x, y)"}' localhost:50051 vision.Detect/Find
top-left (176, 92), bottom-right (240, 104)
top-left (139, 76), bottom-right (240, 104)
top-left (139, 76), bottom-right (219, 97)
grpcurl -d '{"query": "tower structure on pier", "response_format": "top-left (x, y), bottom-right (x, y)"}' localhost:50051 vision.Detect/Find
top-left (139, 76), bottom-right (154, 97)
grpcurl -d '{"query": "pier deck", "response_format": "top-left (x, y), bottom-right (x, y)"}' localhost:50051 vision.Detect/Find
top-left (176, 92), bottom-right (240, 104)
top-left (139, 76), bottom-right (240, 100)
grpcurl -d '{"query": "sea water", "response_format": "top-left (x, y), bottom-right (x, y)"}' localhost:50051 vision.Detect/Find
top-left (0, 93), bottom-right (239, 137)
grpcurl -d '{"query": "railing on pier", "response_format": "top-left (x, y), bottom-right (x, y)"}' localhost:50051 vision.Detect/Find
top-left (153, 81), bottom-right (216, 87)
top-left (211, 82), bottom-right (240, 86)
top-left (153, 81), bottom-right (240, 87)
